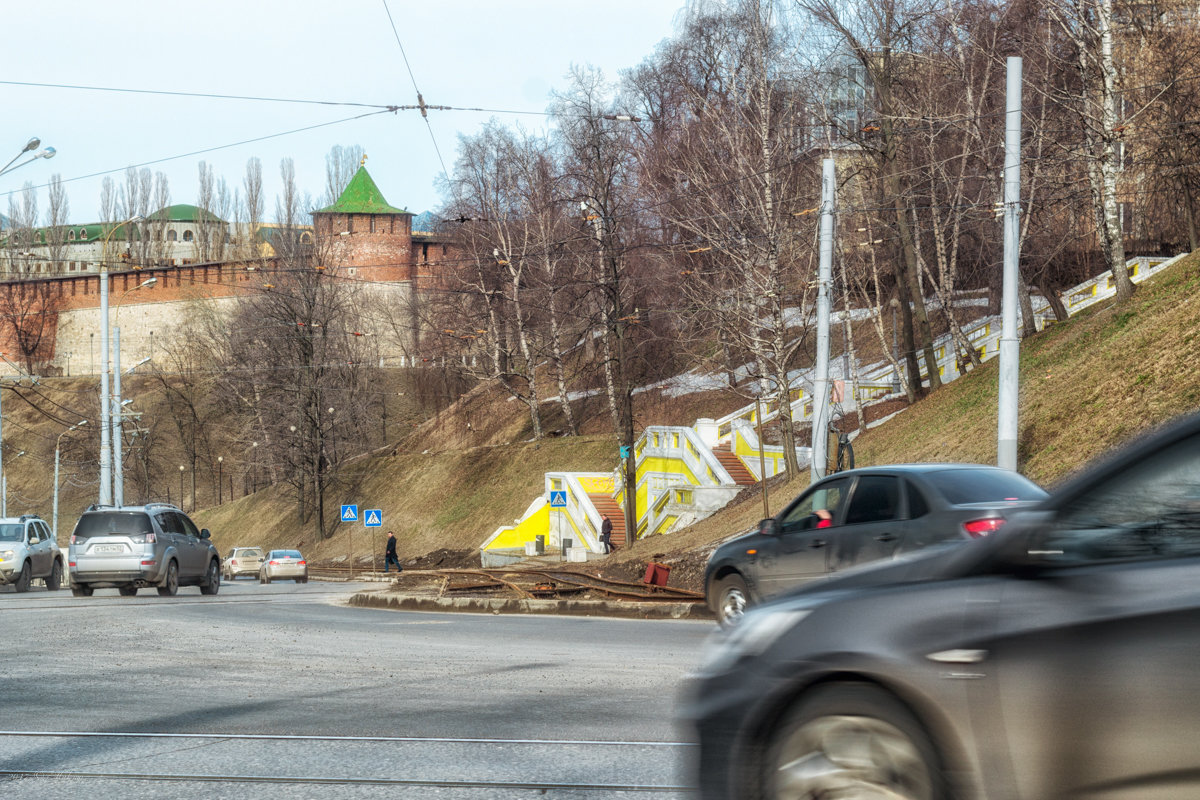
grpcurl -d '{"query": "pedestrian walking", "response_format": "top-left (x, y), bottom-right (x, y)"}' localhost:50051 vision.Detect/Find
top-left (384, 530), bottom-right (402, 573)
top-left (600, 515), bottom-right (613, 554)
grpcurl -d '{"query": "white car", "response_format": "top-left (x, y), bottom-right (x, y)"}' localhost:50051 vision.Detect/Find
top-left (0, 515), bottom-right (63, 592)
top-left (223, 546), bottom-right (264, 580)
top-left (259, 550), bottom-right (307, 583)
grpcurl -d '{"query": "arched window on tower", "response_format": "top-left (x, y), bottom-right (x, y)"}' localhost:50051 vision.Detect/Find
top-left (167, 230), bottom-right (178, 242)
top-left (183, 230), bottom-right (194, 242)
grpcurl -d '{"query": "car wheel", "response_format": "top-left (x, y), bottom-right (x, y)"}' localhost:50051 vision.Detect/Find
top-left (157, 561), bottom-right (179, 597)
top-left (118, 585), bottom-right (138, 597)
top-left (46, 560), bottom-right (62, 591)
top-left (13, 562), bottom-right (31, 593)
top-left (71, 583), bottom-right (94, 597)
top-left (201, 560), bottom-right (220, 595)
top-left (713, 573), bottom-right (750, 628)
top-left (260, 571), bottom-right (270, 584)
top-left (764, 683), bottom-right (944, 800)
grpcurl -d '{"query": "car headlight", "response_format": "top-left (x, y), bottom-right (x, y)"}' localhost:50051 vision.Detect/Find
top-left (697, 608), bottom-right (812, 675)
top-left (0, 550), bottom-right (13, 561)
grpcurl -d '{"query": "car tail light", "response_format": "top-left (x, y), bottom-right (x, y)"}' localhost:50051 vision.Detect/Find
top-left (231, 559), bottom-right (239, 565)
top-left (130, 533), bottom-right (157, 544)
top-left (963, 518), bottom-right (1006, 538)
top-left (298, 560), bottom-right (306, 566)
top-left (68, 561), bottom-right (76, 567)
top-left (269, 560), bottom-right (279, 565)
top-left (141, 560), bottom-right (157, 566)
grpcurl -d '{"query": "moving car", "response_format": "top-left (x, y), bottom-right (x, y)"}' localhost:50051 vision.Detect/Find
top-left (223, 546), bottom-right (264, 579)
top-left (685, 412), bottom-right (1200, 800)
top-left (0, 515), bottom-right (63, 592)
top-left (259, 550), bottom-right (307, 583)
top-left (68, 503), bottom-right (221, 597)
top-left (704, 464), bottom-right (1047, 625)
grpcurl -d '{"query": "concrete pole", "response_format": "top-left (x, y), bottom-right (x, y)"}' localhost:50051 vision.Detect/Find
top-left (99, 267), bottom-right (112, 506)
top-left (998, 57), bottom-right (1023, 471)
top-left (0, 379), bottom-right (5, 518)
top-left (112, 327), bottom-right (123, 507)
top-left (53, 442), bottom-right (60, 539)
top-left (811, 158), bottom-right (836, 482)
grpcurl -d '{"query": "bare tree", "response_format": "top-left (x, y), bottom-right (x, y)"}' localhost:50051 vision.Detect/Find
top-left (323, 144), bottom-right (365, 206)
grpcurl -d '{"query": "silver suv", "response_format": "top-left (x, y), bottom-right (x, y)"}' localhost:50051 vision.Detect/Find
top-left (0, 515), bottom-right (63, 592)
top-left (68, 504), bottom-right (221, 597)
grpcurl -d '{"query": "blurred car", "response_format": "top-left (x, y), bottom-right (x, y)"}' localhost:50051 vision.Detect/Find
top-left (69, 503), bottom-right (221, 597)
top-left (684, 412), bottom-right (1200, 800)
top-left (0, 514), bottom-right (63, 592)
top-left (259, 550), bottom-right (307, 583)
top-left (223, 546), bottom-right (264, 579)
top-left (704, 464), bottom-right (1047, 625)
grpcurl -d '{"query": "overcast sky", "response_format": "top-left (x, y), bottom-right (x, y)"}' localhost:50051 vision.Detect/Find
top-left (1, 0), bottom-right (689, 225)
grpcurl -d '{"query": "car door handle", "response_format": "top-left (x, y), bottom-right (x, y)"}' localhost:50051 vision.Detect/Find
top-left (875, 533), bottom-right (897, 543)
top-left (810, 540), bottom-right (826, 549)
top-left (927, 649), bottom-right (988, 664)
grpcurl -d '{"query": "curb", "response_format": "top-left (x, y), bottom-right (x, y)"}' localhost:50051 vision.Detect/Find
top-left (348, 591), bottom-right (715, 621)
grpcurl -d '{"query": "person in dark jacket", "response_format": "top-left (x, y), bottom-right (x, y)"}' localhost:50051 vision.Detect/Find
top-left (384, 531), bottom-right (402, 573)
top-left (600, 516), bottom-right (613, 553)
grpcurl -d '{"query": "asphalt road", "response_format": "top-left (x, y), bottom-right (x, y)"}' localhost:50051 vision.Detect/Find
top-left (0, 578), bottom-right (712, 798)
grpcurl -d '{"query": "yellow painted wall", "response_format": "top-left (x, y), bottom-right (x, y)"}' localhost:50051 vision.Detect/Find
top-left (483, 501), bottom-right (549, 550)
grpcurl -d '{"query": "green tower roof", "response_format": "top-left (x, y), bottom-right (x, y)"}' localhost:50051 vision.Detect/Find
top-left (313, 166), bottom-right (409, 215)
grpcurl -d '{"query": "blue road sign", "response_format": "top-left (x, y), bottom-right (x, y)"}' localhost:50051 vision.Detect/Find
top-left (619, 445), bottom-right (631, 458)
top-left (364, 509), bottom-right (382, 527)
top-left (549, 491), bottom-right (567, 508)
top-left (340, 504), bottom-right (358, 522)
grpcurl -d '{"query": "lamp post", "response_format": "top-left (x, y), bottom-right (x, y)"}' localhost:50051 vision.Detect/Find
top-left (217, 456), bottom-right (223, 504)
top-left (111, 277), bottom-right (156, 507)
top-left (54, 420), bottom-right (88, 539)
top-left (0, 138), bottom-right (55, 179)
top-left (179, 465), bottom-right (185, 510)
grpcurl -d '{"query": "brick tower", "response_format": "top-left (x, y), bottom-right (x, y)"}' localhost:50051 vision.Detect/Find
top-left (311, 164), bottom-right (414, 282)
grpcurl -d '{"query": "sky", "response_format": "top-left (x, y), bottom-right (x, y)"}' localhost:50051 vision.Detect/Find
top-left (0, 0), bottom-right (690, 225)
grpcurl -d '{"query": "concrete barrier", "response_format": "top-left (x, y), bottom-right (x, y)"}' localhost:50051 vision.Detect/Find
top-left (348, 591), bottom-right (714, 621)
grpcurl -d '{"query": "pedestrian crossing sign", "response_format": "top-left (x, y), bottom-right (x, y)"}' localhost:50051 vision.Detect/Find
top-left (340, 504), bottom-right (358, 522)
top-left (364, 509), bottom-right (382, 527)
top-left (549, 491), bottom-right (567, 508)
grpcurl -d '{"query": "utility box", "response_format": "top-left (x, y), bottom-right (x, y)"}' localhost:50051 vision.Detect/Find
top-left (524, 541), bottom-right (538, 556)
top-left (534, 535), bottom-right (545, 555)
top-left (568, 548), bottom-right (588, 562)
top-left (561, 538), bottom-right (572, 560)
top-left (643, 562), bottom-right (672, 587)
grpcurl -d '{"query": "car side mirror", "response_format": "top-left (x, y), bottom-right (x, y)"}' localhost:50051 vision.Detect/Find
top-left (28, 537), bottom-right (39, 545)
top-left (200, 529), bottom-right (211, 539)
top-left (758, 518), bottom-right (779, 536)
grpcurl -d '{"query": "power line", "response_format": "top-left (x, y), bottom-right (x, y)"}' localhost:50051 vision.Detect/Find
top-left (381, 0), bottom-right (451, 182)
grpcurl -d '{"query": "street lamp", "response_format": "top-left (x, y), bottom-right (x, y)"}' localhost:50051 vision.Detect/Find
top-left (0, 138), bottom-right (55, 179)
top-left (53, 420), bottom-right (88, 539)
top-left (179, 465), bottom-right (185, 510)
top-left (217, 456), bottom-right (223, 505)
top-left (110, 275), bottom-right (155, 507)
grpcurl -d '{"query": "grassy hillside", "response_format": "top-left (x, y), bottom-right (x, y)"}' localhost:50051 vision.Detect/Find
top-left (193, 436), bottom-right (618, 563)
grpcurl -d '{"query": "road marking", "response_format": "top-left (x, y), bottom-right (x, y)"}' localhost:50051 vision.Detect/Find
top-left (0, 729), bottom-right (697, 748)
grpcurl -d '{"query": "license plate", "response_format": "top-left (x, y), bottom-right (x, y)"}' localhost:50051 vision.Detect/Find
top-left (94, 545), bottom-right (124, 554)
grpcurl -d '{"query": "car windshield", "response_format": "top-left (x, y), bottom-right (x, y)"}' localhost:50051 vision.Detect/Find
top-left (273, 551), bottom-right (302, 559)
top-left (0, 524), bottom-right (23, 542)
top-left (71, 512), bottom-right (154, 540)
top-left (924, 469), bottom-right (1047, 505)
top-left (238, 549), bottom-right (262, 558)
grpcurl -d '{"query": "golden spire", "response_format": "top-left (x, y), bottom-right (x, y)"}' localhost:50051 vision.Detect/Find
top-left (360, 153), bottom-right (368, 167)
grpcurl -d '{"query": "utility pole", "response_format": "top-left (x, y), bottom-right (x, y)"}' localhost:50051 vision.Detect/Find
top-left (811, 158), bottom-right (836, 482)
top-left (99, 267), bottom-right (112, 506)
top-left (998, 57), bottom-right (1022, 471)
top-left (111, 328), bottom-right (123, 506)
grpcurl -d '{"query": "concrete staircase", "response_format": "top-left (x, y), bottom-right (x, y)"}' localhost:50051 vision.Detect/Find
top-left (588, 493), bottom-right (628, 550)
top-left (713, 446), bottom-right (757, 486)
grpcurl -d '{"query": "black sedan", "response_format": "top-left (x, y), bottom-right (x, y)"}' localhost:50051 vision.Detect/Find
top-left (684, 412), bottom-right (1200, 799)
top-left (704, 464), bottom-right (1047, 625)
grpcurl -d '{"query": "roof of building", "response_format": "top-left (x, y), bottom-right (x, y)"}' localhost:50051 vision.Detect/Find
top-left (146, 204), bottom-right (226, 224)
top-left (312, 166), bottom-right (409, 216)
